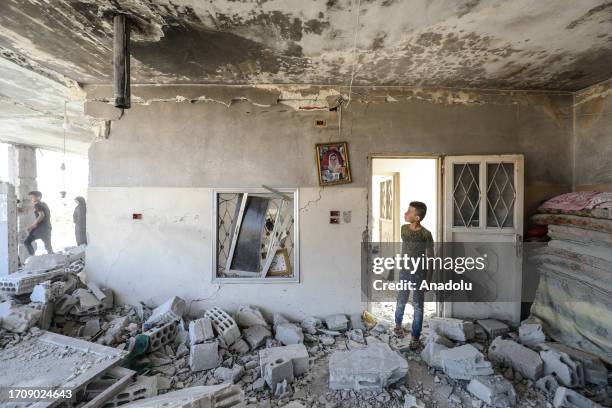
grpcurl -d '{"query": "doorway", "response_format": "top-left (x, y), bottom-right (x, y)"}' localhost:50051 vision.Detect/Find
top-left (369, 156), bottom-right (440, 324)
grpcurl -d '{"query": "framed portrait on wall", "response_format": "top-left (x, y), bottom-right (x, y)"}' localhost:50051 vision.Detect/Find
top-left (315, 141), bottom-right (352, 186)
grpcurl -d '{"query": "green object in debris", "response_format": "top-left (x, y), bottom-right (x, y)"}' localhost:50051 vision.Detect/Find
top-left (122, 334), bottom-right (152, 374)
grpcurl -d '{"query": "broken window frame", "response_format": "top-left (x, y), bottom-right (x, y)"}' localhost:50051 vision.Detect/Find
top-left (212, 188), bottom-right (300, 284)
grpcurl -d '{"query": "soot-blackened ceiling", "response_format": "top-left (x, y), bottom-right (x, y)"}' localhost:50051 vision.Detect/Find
top-left (0, 0), bottom-right (611, 91)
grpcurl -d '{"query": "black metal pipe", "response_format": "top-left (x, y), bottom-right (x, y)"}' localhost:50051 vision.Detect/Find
top-left (113, 14), bottom-right (130, 109)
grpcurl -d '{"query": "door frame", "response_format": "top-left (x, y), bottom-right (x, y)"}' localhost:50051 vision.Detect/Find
top-left (367, 154), bottom-right (444, 314)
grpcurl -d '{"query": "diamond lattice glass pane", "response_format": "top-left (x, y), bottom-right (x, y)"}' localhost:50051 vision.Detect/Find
top-left (217, 193), bottom-right (241, 275)
top-left (453, 163), bottom-right (481, 227)
top-left (486, 163), bottom-right (515, 228)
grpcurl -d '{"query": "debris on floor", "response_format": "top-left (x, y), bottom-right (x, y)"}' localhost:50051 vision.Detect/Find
top-left (1, 249), bottom-right (610, 407)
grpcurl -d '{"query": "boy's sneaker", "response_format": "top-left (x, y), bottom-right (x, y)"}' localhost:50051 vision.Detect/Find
top-left (409, 336), bottom-right (422, 350)
top-left (393, 326), bottom-right (405, 337)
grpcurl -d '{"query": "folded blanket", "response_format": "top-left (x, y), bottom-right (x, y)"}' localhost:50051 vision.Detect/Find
top-left (540, 191), bottom-right (599, 211)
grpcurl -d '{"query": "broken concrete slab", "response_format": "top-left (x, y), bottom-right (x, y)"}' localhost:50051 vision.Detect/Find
top-left (83, 318), bottom-right (101, 337)
top-left (553, 387), bottom-right (603, 408)
top-left (234, 305), bottom-right (268, 328)
top-left (229, 338), bottom-right (250, 354)
top-left (205, 307), bottom-right (241, 346)
top-left (328, 343), bottom-right (408, 391)
top-left (214, 365), bottom-right (244, 383)
top-left (544, 343), bottom-right (607, 386)
top-left (189, 340), bottom-right (221, 372)
top-left (467, 375), bottom-right (516, 407)
top-left (426, 332), bottom-right (455, 348)
top-left (429, 317), bottom-right (475, 342)
top-left (118, 383), bottom-right (244, 407)
top-left (300, 316), bottom-right (321, 335)
top-left (325, 314), bottom-right (348, 331)
top-left (536, 375), bottom-right (560, 398)
top-left (439, 344), bottom-right (494, 380)
top-left (519, 321), bottom-right (546, 347)
top-left (23, 253), bottom-right (68, 272)
top-left (275, 323), bottom-right (304, 345)
top-left (540, 348), bottom-right (585, 388)
top-left (421, 341), bottom-right (449, 370)
top-left (259, 344), bottom-right (309, 377)
top-left (103, 375), bottom-right (158, 407)
top-left (145, 296), bottom-right (186, 327)
top-left (244, 324), bottom-right (271, 349)
top-left (488, 337), bottom-right (543, 380)
top-left (189, 317), bottom-right (215, 345)
top-left (30, 280), bottom-right (65, 303)
top-left (476, 319), bottom-right (509, 338)
top-left (0, 303), bottom-right (42, 333)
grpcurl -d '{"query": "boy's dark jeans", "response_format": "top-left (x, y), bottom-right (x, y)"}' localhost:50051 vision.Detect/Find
top-left (24, 228), bottom-right (53, 256)
top-left (394, 270), bottom-right (425, 338)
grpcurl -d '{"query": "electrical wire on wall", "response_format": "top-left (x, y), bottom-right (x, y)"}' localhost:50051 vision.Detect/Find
top-left (345, 0), bottom-right (362, 108)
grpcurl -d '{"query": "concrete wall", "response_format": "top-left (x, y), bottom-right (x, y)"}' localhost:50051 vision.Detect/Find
top-left (86, 85), bottom-right (574, 319)
top-left (574, 78), bottom-right (612, 191)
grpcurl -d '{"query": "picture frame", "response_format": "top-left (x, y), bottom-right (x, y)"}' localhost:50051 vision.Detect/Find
top-left (315, 141), bottom-right (352, 186)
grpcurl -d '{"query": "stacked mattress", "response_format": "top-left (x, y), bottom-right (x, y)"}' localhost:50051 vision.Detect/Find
top-left (530, 191), bottom-right (612, 364)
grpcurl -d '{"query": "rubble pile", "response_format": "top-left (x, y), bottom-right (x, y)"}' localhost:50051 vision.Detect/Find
top-left (1, 250), bottom-right (611, 407)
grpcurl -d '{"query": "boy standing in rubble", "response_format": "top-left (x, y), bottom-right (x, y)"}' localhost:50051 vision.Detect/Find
top-left (394, 201), bottom-right (434, 349)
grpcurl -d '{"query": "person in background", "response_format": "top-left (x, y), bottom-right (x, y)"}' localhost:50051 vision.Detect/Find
top-left (24, 191), bottom-right (53, 256)
top-left (73, 196), bottom-right (87, 246)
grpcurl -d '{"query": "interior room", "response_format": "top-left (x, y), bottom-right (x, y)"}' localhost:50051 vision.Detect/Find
top-left (0, 1), bottom-right (610, 407)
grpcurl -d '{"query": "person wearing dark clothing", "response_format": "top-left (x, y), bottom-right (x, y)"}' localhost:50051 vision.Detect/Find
top-left (73, 196), bottom-right (87, 246)
top-left (24, 191), bottom-right (53, 256)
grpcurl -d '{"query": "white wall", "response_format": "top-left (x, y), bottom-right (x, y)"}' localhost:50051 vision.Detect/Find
top-left (372, 158), bottom-right (438, 241)
top-left (86, 186), bottom-right (366, 320)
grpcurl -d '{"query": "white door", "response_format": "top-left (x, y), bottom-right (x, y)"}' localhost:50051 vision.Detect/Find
top-left (443, 155), bottom-right (524, 324)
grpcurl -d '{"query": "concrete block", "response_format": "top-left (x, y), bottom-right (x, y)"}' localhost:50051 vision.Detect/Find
top-left (234, 305), bottom-right (268, 328)
top-left (190, 340), bottom-right (221, 372)
top-left (71, 288), bottom-right (114, 316)
top-left (0, 267), bottom-right (66, 295)
top-left (420, 341), bottom-right (449, 370)
top-left (275, 323), bottom-right (304, 345)
top-left (229, 339), bottom-right (250, 354)
top-left (467, 375), bottom-right (516, 407)
top-left (553, 387), bottom-right (602, 408)
top-left (429, 317), bottom-right (474, 342)
top-left (117, 383), bottom-right (243, 408)
top-left (519, 322), bottom-right (546, 347)
top-left (0, 304), bottom-right (41, 333)
top-left (103, 375), bottom-right (157, 407)
top-left (145, 321), bottom-right (178, 352)
top-left (426, 332), bottom-right (455, 348)
top-left (535, 375), bottom-right (560, 398)
top-left (205, 307), bottom-right (241, 346)
top-left (350, 314), bottom-right (365, 330)
top-left (544, 343), bottom-right (606, 386)
top-left (301, 316), bottom-right (321, 334)
top-left (259, 344), bottom-right (309, 377)
top-left (488, 337), bottom-right (543, 380)
top-left (540, 349), bottom-right (584, 388)
top-left (264, 356), bottom-right (294, 390)
top-left (30, 281), bottom-right (53, 303)
top-left (439, 344), bottom-right (493, 380)
top-left (189, 317), bottom-right (215, 345)
top-left (325, 314), bottom-right (349, 331)
top-left (476, 319), bottom-right (509, 338)
top-left (328, 343), bottom-right (408, 391)
top-left (214, 365), bottom-right (244, 383)
top-left (83, 318), bottom-right (101, 337)
top-left (244, 324), bottom-right (271, 349)
top-left (23, 253), bottom-right (68, 272)
top-left (146, 296), bottom-right (186, 327)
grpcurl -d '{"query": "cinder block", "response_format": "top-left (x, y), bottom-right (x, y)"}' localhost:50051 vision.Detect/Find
top-left (145, 321), bottom-right (178, 352)
top-left (214, 365), bottom-right (244, 383)
top-left (328, 343), bottom-right (408, 391)
top-left (553, 387), bottom-right (602, 408)
top-left (488, 337), bottom-right (543, 380)
top-left (275, 323), bottom-right (304, 345)
top-left (439, 344), bottom-right (493, 380)
top-left (102, 376), bottom-right (157, 407)
top-left (467, 375), bottom-right (516, 407)
top-left (116, 384), bottom-right (243, 408)
top-left (264, 357), bottom-right (294, 390)
top-left (476, 319), bottom-right (509, 338)
top-left (145, 296), bottom-right (186, 327)
top-left (325, 314), bottom-right (348, 331)
top-left (190, 340), bottom-right (221, 372)
top-left (429, 317), bottom-right (475, 342)
top-left (540, 349), bottom-right (584, 388)
top-left (189, 317), bottom-right (215, 345)
top-left (205, 307), bottom-right (241, 346)
top-left (259, 344), bottom-right (309, 377)
top-left (244, 324), bottom-right (271, 349)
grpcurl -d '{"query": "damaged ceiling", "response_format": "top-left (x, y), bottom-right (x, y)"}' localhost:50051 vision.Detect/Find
top-left (0, 0), bottom-right (611, 153)
top-left (0, 0), bottom-right (611, 91)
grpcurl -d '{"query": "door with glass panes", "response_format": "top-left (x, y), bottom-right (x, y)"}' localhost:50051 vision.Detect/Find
top-left (443, 155), bottom-right (524, 324)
